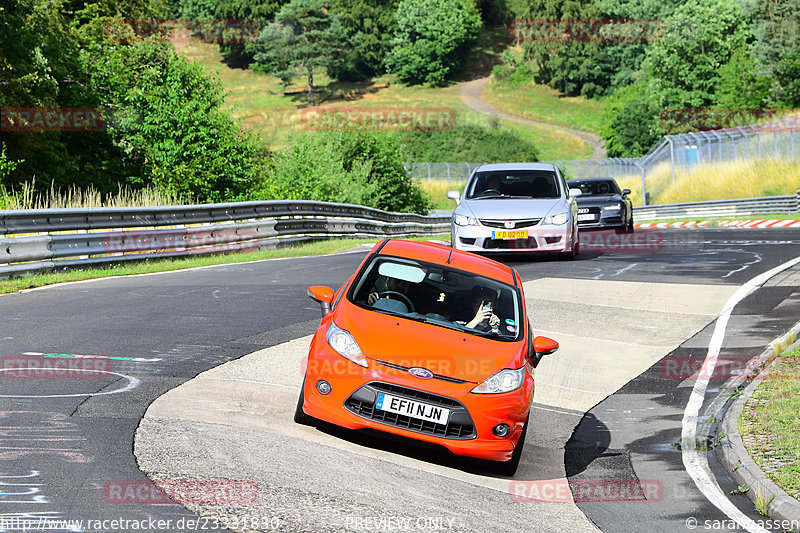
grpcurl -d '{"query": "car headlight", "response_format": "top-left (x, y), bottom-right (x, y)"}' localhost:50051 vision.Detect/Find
top-left (454, 214), bottom-right (479, 226)
top-left (326, 322), bottom-right (367, 367)
top-left (602, 205), bottom-right (622, 211)
top-left (544, 212), bottom-right (568, 225)
top-left (471, 367), bottom-right (525, 394)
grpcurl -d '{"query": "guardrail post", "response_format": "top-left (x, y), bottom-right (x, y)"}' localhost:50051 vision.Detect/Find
top-left (797, 189), bottom-right (800, 213)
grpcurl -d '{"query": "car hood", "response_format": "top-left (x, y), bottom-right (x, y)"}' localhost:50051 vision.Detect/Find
top-left (576, 194), bottom-right (623, 207)
top-left (458, 198), bottom-right (564, 219)
top-left (335, 303), bottom-right (524, 383)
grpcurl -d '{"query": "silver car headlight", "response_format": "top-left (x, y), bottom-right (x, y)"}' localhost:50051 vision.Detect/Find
top-left (543, 212), bottom-right (568, 225)
top-left (471, 367), bottom-right (525, 394)
top-left (602, 205), bottom-right (621, 211)
top-left (454, 214), bottom-right (479, 226)
top-left (326, 322), bottom-right (367, 367)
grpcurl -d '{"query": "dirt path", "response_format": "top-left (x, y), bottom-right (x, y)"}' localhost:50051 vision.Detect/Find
top-left (459, 77), bottom-right (607, 159)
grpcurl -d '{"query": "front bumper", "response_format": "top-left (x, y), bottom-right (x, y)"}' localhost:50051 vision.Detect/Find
top-left (302, 340), bottom-right (533, 462)
top-left (450, 224), bottom-right (572, 253)
top-left (577, 207), bottom-right (625, 229)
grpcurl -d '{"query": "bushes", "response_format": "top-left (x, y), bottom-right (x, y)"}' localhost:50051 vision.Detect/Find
top-left (253, 131), bottom-right (430, 214)
top-left (395, 123), bottom-right (539, 163)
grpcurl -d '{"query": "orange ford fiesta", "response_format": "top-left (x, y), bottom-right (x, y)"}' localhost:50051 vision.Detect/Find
top-left (297, 239), bottom-right (558, 475)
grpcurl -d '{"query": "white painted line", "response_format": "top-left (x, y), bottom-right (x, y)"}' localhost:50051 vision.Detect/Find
top-left (681, 254), bottom-right (800, 533)
top-left (0, 368), bottom-right (141, 398)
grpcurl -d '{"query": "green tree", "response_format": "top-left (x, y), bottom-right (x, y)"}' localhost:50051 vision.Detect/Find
top-left (749, 0), bottom-right (800, 107)
top-left (251, 0), bottom-right (347, 106)
top-left (385, 0), bottom-right (482, 86)
top-left (328, 0), bottom-right (399, 80)
top-left (217, 0), bottom-right (289, 66)
top-left (83, 39), bottom-right (265, 200)
top-left (600, 81), bottom-right (663, 157)
top-left (645, 0), bottom-right (750, 109)
top-left (715, 45), bottom-right (771, 109)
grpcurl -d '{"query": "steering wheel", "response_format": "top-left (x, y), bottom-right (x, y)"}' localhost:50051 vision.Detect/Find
top-left (378, 291), bottom-right (415, 312)
top-left (479, 189), bottom-right (501, 197)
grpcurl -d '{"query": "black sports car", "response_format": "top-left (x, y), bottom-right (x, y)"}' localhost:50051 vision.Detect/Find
top-left (566, 177), bottom-right (634, 231)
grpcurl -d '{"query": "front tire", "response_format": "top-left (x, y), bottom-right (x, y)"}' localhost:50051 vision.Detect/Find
top-left (294, 378), bottom-right (316, 426)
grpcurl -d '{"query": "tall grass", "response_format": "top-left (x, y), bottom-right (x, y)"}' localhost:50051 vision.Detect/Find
top-left (657, 159), bottom-right (800, 204)
top-left (616, 159), bottom-right (800, 207)
top-left (418, 179), bottom-right (465, 210)
top-left (1, 181), bottom-right (190, 210)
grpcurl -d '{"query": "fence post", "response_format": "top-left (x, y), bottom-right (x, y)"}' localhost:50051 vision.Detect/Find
top-left (744, 132), bottom-right (749, 159)
top-left (757, 132), bottom-right (763, 158)
top-left (446, 163), bottom-right (451, 184)
top-left (668, 136), bottom-right (676, 184)
top-left (792, 128), bottom-right (796, 160)
top-left (772, 129), bottom-right (778, 159)
top-left (640, 164), bottom-right (647, 206)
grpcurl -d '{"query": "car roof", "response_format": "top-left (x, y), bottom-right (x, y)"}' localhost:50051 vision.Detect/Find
top-left (474, 162), bottom-right (557, 172)
top-left (566, 177), bottom-right (617, 182)
top-left (377, 239), bottom-right (517, 286)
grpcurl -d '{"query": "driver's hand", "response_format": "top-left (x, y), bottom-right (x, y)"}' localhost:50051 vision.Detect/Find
top-left (489, 314), bottom-right (500, 327)
top-left (474, 308), bottom-right (492, 323)
top-left (368, 292), bottom-right (379, 305)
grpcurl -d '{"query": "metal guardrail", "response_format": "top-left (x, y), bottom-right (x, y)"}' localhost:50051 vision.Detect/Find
top-left (0, 200), bottom-right (450, 278)
top-left (633, 192), bottom-right (800, 221)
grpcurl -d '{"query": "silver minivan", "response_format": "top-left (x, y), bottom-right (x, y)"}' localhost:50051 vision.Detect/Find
top-left (447, 163), bottom-right (580, 258)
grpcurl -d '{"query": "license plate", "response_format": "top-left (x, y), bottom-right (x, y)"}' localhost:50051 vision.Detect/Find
top-left (578, 214), bottom-right (596, 221)
top-left (375, 393), bottom-right (450, 425)
top-left (492, 230), bottom-right (528, 239)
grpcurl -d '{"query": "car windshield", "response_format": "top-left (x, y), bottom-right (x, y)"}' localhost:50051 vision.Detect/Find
top-left (568, 179), bottom-right (619, 196)
top-left (465, 170), bottom-right (560, 199)
top-left (348, 255), bottom-right (523, 341)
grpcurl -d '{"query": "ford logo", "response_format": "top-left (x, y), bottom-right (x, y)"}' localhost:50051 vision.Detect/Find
top-left (408, 367), bottom-right (434, 379)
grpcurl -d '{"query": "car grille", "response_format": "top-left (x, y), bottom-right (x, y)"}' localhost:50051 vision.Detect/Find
top-left (578, 207), bottom-right (601, 215)
top-left (376, 360), bottom-right (468, 384)
top-left (479, 218), bottom-right (541, 229)
top-left (483, 238), bottom-right (538, 250)
top-left (344, 382), bottom-right (476, 440)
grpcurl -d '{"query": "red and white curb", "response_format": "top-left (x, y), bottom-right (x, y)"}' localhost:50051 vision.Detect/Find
top-left (635, 219), bottom-right (800, 229)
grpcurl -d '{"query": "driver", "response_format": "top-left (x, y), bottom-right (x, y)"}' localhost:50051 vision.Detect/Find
top-left (368, 277), bottom-right (411, 306)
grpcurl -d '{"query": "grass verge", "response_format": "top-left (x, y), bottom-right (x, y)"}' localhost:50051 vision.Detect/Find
top-left (482, 76), bottom-right (605, 136)
top-left (0, 236), bottom-right (449, 295)
top-left (739, 345), bottom-right (800, 501)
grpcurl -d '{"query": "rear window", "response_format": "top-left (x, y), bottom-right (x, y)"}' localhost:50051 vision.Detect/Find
top-left (466, 170), bottom-right (561, 199)
top-left (348, 255), bottom-right (523, 341)
top-left (567, 179), bottom-right (620, 195)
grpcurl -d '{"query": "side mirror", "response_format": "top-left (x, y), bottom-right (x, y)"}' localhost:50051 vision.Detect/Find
top-left (307, 285), bottom-right (334, 317)
top-left (568, 188), bottom-right (582, 197)
top-left (530, 336), bottom-right (559, 368)
top-left (446, 190), bottom-right (461, 203)
top-left (621, 188), bottom-right (631, 196)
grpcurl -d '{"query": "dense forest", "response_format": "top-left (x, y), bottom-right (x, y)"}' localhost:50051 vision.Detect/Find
top-left (1, 0), bottom-right (798, 211)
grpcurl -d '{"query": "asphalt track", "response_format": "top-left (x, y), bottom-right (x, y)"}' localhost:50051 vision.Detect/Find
top-left (1, 228), bottom-right (800, 533)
